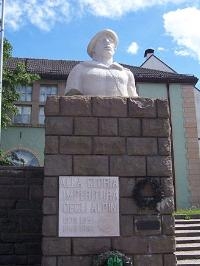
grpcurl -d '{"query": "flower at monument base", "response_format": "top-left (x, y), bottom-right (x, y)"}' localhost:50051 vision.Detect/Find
top-left (107, 256), bottom-right (123, 266)
top-left (92, 250), bottom-right (133, 266)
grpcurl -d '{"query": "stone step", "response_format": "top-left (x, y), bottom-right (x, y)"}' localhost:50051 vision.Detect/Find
top-left (175, 230), bottom-right (200, 237)
top-left (177, 259), bottom-right (200, 265)
top-left (176, 236), bottom-right (200, 244)
top-left (175, 250), bottom-right (200, 260)
top-left (176, 243), bottom-right (200, 251)
top-left (176, 219), bottom-right (200, 224)
top-left (175, 215), bottom-right (200, 219)
top-left (175, 216), bottom-right (200, 265)
top-left (175, 224), bottom-right (200, 230)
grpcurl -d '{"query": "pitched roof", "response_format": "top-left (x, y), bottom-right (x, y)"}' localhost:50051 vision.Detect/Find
top-left (5, 57), bottom-right (198, 85)
top-left (140, 54), bottom-right (176, 73)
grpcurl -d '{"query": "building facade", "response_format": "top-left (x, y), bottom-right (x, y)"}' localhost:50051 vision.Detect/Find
top-left (2, 76), bottom-right (66, 166)
top-left (2, 57), bottom-right (199, 209)
top-left (195, 88), bottom-right (200, 155)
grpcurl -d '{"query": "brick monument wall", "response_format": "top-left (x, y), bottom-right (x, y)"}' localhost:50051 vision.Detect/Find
top-left (0, 167), bottom-right (43, 266)
top-left (43, 96), bottom-right (176, 266)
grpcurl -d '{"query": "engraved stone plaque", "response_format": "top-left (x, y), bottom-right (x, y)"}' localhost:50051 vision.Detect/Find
top-left (59, 176), bottom-right (120, 237)
top-left (135, 220), bottom-right (161, 231)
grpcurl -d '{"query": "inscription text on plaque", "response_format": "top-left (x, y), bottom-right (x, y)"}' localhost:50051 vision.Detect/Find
top-left (59, 176), bottom-right (119, 237)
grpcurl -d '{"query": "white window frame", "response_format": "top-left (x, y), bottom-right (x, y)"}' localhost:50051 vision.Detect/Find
top-left (39, 85), bottom-right (57, 102)
top-left (13, 106), bottom-right (31, 124)
top-left (16, 85), bottom-right (32, 102)
top-left (39, 106), bottom-right (45, 125)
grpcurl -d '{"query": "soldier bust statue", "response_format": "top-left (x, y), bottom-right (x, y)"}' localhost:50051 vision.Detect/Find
top-left (65, 29), bottom-right (138, 97)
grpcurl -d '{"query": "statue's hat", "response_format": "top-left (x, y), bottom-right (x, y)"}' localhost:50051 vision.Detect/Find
top-left (87, 29), bottom-right (119, 58)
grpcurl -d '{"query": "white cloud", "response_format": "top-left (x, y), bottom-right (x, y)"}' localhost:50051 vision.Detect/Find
top-left (25, 0), bottom-right (71, 31)
top-left (5, 1), bottom-right (24, 30)
top-left (127, 42), bottom-right (139, 55)
top-left (78, 0), bottom-right (193, 18)
top-left (163, 7), bottom-right (200, 62)
top-left (175, 49), bottom-right (191, 57)
top-left (5, 0), bottom-right (196, 31)
top-left (4, 0), bottom-right (198, 31)
top-left (5, 0), bottom-right (71, 31)
top-left (157, 47), bottom-right (167, 52)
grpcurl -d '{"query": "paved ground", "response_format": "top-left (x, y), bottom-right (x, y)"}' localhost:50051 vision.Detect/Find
top-left (175, 215), bottom-right (200, 265)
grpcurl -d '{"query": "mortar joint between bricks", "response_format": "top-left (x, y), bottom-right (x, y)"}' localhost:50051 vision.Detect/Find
top-left (108, 155), bottom-right (111, 176)
top-left (91, 136), bottom-right (95, 155)
top-left (72, 155), bottom-right (74, 175)
top-left (156, 99), bottom-right (159, 118)
top-left (72, 117), bottom-right (75, 135)
top-left (97, 117), bottom-right (100, 135)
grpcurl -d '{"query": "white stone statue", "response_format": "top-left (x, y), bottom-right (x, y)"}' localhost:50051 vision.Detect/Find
top-left (65, 29), bottom-right (138, 97)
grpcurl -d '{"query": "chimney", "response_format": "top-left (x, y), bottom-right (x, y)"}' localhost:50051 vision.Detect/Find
top-left (144, 48), bottom-right (154, 58)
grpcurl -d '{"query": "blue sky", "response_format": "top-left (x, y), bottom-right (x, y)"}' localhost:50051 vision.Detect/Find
top-left (2, 0), bottom-right (200, 88)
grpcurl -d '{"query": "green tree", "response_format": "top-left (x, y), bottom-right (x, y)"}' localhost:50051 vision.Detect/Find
top-left (2, 39), bottom-right (39, 128)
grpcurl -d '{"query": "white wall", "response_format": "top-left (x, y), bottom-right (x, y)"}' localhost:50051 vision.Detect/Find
top-left (141, 56), bottom-right (175, 73)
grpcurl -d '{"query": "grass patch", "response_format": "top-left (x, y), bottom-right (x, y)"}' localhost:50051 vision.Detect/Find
top-left (174, 208), bottom-right (200, 219)
top-left (175, 209), bottom-right (200, 215)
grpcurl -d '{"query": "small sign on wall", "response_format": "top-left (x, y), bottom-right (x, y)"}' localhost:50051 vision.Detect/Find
top-left (59, 176), bottom-right (120, 237)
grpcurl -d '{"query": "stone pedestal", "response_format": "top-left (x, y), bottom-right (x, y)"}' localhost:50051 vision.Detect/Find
top-left (42, 96), bottom-right (176, 266)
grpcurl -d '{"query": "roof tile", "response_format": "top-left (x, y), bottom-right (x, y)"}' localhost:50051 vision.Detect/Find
top-left (5, 57), bottom-right (198, 85)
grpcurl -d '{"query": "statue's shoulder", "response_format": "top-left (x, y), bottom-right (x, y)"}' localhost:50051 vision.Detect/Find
top-left (79, 61), bottom-right (95, 67)
top-left (80, 60), bottom-right (104, 68)
top-left (113, 63), bottom-right (132, 73)
top-left (69, 61), bottom-right (89, 75)
top-left (123, 66), bottom-right (132, 72)
top-left (70, 61), bottom-right (98, 71)
top-left (72, 62), bottom-right (85, 69)
top-left (123, 66), bottom-right (134, 77)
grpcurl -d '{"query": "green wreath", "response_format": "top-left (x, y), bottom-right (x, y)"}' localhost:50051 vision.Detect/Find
top-left (133, 178), bottom-right (164, 209)
top-left (93, 250), bottom-right (133, 266)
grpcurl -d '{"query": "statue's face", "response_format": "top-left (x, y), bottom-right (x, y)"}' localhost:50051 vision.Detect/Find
top-left (93, 34), bottom-right (116, 58)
